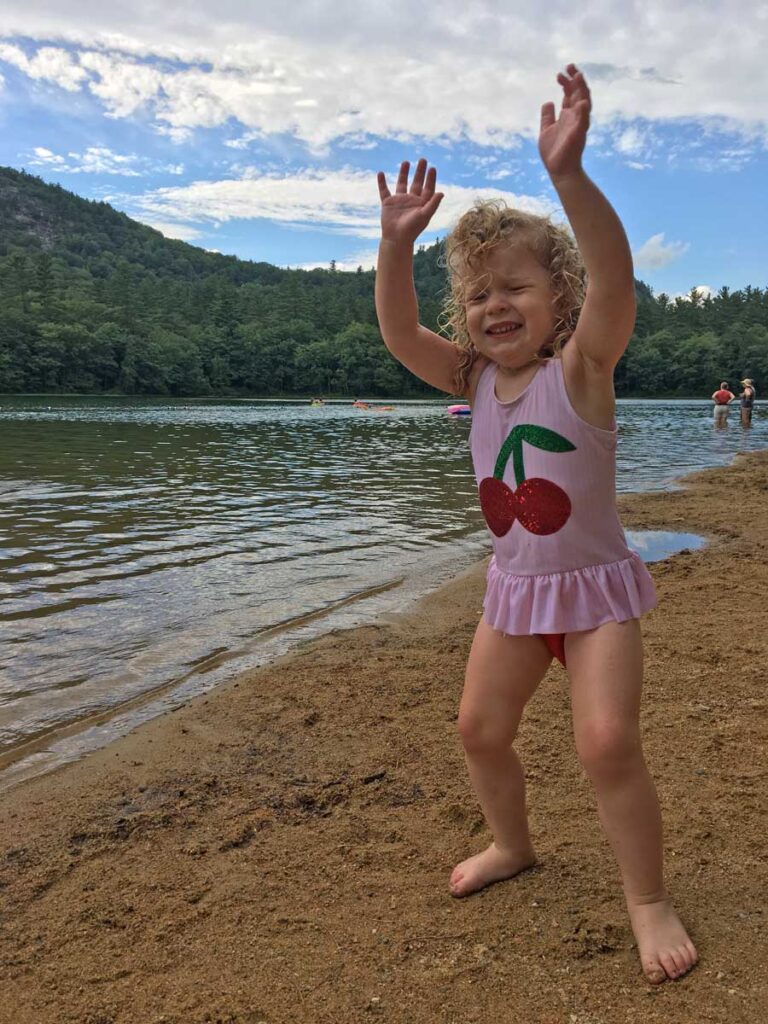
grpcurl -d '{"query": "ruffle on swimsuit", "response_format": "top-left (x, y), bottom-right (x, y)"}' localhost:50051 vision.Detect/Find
top-left (483, 549), bottom-right (656, 636)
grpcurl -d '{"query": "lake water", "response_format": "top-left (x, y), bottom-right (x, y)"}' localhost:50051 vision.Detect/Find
top-left (0, 396), bottom-right (763, 786)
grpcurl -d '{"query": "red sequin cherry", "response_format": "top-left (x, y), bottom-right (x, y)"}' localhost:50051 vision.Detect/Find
top-left (478, 477), bottom-right (517, 537)
top-left (513, 478), bottom-right (571, 535)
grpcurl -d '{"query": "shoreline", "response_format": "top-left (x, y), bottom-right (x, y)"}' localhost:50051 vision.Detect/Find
top-left (0, 524), bottom-right (703, 790)
top-left (2, 451), bottom-right (768, 1022)
top-left (2, 392), bottom-right (749, 401)
top-left (0, 534), bottom-right (492, 789)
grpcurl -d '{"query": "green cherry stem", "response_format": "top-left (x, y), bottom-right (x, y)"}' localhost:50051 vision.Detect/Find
top-left (493, 426), bottom-right (524, 484)
top-left (492, 424), bottom-right (576, 486)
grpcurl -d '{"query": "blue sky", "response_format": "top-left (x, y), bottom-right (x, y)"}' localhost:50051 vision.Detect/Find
top-left (1, 1), bottom-right (767, 297)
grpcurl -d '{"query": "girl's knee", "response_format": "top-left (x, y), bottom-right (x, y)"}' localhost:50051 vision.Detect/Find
top-left (457, 707), bottom-right (518, 754)
top-left (575, 719), bottom-right (641, 779)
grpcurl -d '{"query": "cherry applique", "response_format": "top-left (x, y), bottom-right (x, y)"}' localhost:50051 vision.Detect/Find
top-left (479, 424), bottom-right (575, 537)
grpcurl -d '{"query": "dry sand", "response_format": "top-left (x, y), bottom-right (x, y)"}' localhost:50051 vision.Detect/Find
top-left (1, 452), bottom-right (767, 1024)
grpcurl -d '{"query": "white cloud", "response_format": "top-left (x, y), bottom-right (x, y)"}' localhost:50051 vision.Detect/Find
top-left (30, 144), bottom-right (141, 175)
top-left (137, 219), bottom-right (202, 241)
top-left (674, 284), bottom-right (713, 301)
top-left (337, 134), bottom-right (379, 151)
top-left (1, 3), bottom-right (767, 154)
top-left (127, 167), bottom-right (557, 241)
top-left (78, 50), bottom-right (164, 117)
top-left (692, 145), bottom-right (755, 172)
top-left (615, 126), bottom-right (649, 158)
top-left (461, 154), bottom-right (520, 182)
top-left (588, 119), bottom-right (662, 167)
top-left (224, 131), bottom-right (263, 150)
top-left (28, 144), bottom-right (184, 177)
top-left (633, 232), bottom-right (690, 270)
top-left (291, 249), bottom-right (379, 272)
top-left (0, 43), bottom-right (87, 91)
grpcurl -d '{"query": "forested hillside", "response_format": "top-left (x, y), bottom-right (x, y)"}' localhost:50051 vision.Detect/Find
top-left (1, 166), bottom-right (766, 397)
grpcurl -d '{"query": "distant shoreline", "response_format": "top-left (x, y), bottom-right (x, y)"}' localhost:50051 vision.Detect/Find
top-left (0, 391), bottom-right (753, 402)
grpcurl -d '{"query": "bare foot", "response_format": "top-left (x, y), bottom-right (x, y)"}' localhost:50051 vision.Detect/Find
top-left (449, 841), bottom-right (536, 898)
top-left (628, 898), bottom-right (698, 984)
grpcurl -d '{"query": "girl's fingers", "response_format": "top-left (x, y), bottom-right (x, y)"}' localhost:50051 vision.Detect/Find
top-left (382, 159), bottom-right (440, 205)
top-left (562, 64), bottom-right (591, 108)
top-left (423, 192), bottom-right (444, 219)
top-left (569, 97), bottom-right (591, 132)
top-left (395, 160), bottom-right (410, 194)
top-left (557, 76), bottom-right (573, 110)
top-left (564, 62), bottom-right (581, 90)
top-left (377, 171), bottom-right (391, 201)
top-left (571, 74), bottom-right (591, 108)
top-left (410, 157), bottom-right (427, 195)
top-left (540, 102), bottom-right (557, 131)
top-left (421, 165), bottom-right (438, 201)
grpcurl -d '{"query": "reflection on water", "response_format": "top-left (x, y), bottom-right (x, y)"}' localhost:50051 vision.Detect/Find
top-left (0, 396), bottom-right (763, 768)
top-left (626, 530), bottom-right (706, 560)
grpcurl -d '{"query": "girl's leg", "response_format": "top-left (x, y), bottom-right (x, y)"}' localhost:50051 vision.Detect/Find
top-left (450, 618), bottom-right (552, 897)
top-left (566, 620), bottom-right (698, 984)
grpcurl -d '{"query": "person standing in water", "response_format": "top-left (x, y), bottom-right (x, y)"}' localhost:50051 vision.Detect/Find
top-left (738, 378), bottom-right (756, 427)
top-left (711, 381), bottom-right (735, 427)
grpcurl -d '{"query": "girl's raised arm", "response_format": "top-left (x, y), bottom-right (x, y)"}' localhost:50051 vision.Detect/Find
top-left (375, 159), bottom-right (466, 395)
top-left (539, 66), bottom-right (636, 373)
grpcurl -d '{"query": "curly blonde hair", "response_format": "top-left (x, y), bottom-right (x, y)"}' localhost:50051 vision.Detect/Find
top-left (440, 200), bottom-right (586, 393)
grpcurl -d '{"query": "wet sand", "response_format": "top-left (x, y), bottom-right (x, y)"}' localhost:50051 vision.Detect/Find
top-left (1, 452), bottom-right (767, 1024)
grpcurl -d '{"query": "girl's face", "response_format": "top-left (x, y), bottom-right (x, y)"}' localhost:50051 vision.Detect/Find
top-left (463, 243), bottom-right (556, 370)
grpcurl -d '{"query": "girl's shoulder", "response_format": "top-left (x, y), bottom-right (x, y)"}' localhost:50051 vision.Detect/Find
top-left (559, 341), bottom-right (617, 432)
top-left (467, 355), bottom-right (492, 405)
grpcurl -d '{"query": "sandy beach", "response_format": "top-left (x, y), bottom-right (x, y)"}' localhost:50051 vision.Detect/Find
top-left (1, 451), bottom-right (767, 1024)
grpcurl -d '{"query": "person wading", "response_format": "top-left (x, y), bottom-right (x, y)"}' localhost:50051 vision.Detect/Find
top-left (711, 381), bottom-right (735, 427)
top-left (738, 379), bottom-right (756, 427)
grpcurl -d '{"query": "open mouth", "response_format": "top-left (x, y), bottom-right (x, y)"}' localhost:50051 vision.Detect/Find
top-left (486, 322), bottom-right (522, 338)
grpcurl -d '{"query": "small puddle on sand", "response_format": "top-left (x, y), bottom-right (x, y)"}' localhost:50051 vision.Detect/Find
top-left (626, 530), bottom-right (706, 562)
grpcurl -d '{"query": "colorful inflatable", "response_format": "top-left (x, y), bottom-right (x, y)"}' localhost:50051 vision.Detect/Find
top-left (447, 404), bottom-right (471, 416)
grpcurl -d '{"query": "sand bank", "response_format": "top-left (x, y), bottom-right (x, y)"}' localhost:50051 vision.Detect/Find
top-left (1, 452), bottom-right (767, 1024)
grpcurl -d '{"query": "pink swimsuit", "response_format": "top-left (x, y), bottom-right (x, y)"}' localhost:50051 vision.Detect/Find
top-left (470, 357), bottom-right (656, 661)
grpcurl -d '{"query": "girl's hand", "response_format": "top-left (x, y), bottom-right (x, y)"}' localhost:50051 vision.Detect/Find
top-left (539, 64), bottom-right (591, 182)
top-left (377, 159), bottom-right (444, 245)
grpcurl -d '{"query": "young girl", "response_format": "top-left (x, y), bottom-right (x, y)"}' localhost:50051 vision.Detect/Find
top-left (375, 65), bottom-right (698, 985)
